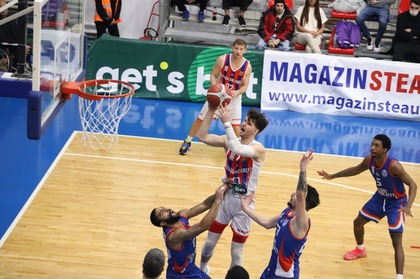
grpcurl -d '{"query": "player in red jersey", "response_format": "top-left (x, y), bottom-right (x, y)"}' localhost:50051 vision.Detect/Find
top-left (178, 38), bottom-right (252, 155)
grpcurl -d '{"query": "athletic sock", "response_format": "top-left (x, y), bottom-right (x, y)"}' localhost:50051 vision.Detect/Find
top-left (356, 244), bottom-right (365, 250)
top-left (396, 274), bottom-right (403, 279)
top-left (199, 262), bottom-right (207, 271)
top-left (185, 136), bottom-right (193, 142)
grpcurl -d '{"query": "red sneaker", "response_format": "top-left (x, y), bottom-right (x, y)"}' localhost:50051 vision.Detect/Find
top-left (343, 247), bottom-right (367, 260)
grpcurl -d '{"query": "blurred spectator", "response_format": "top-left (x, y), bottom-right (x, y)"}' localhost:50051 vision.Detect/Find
top-left (294, 0), bottom-right (328, 54)
top-left (392, 0), bottom-right (420, 62)
top-left (170, 0), bottom-right (208, 22)
top-left (142, 248), bottom-right (165, 279)
top-left (256, 0), bottom-right (294, 51)
top-left (0, 0), bottom-right (18, 44)
top-left (94, 0), bottom-right (122, 38)
top-left (0, 0), bottom-right (31, 71)
top-left (356, 0), bottom-right (396, 52)
top-left (222, 0), bottom-right (254, 26)
top-left (225, 265), bottom-right (250, 279)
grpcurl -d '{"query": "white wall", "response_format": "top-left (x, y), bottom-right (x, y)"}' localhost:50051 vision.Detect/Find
top-left (85, 0), bottom-right (158, 39)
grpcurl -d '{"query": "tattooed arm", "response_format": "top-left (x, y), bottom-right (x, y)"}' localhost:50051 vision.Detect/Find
top-left (291, 149), bottom-right (314, 238)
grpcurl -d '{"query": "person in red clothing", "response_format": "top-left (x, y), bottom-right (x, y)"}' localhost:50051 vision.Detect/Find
top-left (94, 0), bottom-right (122, 38)
top-left (256, 0), bottom-right (294, 51)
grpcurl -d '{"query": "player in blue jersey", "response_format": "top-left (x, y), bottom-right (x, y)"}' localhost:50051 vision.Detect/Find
top-left (317, 134), bottom-right (417, 279)
top-left (241, 148), bottom-right (320, 278)
top-left (150, 184), bottom-right (228, 279)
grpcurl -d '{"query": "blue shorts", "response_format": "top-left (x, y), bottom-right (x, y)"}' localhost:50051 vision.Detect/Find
top-left (359, 193), bottom-right (407, 233)
top-left (166, 265), bottom-right (211, 279)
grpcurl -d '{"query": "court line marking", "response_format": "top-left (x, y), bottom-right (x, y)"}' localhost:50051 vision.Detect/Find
top-left (2, 132), bottom-right (418, 248)
top-left (107, 133), bottom-right (420, 166)
top-left (0, 132), bottom-right (78, 248)
top-left (63, 151), bottom-right (419, 208)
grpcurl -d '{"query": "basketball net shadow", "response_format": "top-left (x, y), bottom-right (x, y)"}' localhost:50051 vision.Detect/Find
top-left (61, 80), bottom-right (134, 150)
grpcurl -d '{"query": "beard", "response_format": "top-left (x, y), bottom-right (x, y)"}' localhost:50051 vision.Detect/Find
top-left (165, 213), bottom-right (180, 225)
top-left (287, 201), bottom-right (294, 209)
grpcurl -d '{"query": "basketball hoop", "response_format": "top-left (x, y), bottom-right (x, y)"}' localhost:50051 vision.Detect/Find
top-left (62, 79), bottom-right (135, 150)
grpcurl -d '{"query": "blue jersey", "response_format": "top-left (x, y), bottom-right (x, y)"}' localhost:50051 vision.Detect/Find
top-left (261, 207), bottom-right (310, 279)
top-left (369, 155), bottom-right (406, 200)
top-left (163, 215), bottom-right (197, 274)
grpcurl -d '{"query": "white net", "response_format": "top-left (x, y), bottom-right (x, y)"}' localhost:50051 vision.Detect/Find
top-left (78, 81), bottom-right (134, 150)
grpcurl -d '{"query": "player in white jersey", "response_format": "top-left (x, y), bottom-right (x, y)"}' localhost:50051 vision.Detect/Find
top-left (197, 104), bottom-right (269, 274)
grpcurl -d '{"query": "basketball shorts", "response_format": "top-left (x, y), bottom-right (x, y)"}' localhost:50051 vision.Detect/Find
top-left (198, 95), bottom-right (242, 126)
top-left (359, 193), bottom-right (407, 233)
top-left (215, 190), bottom-right (254, 236)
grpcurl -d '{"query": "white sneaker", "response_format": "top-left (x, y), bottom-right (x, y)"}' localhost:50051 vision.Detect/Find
top-left (366, 43), bottom-right (373, 51)
top-left (373, 45), bottom-right (381, 52)
top-left (204, 265), bottom-right (211, 275)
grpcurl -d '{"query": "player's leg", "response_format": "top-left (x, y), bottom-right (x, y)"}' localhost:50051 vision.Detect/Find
top-left (229, 197), bottom-right (252, 268)
top-left (179, 103), bottom-right (207, 155)
top-left (386, 196), bottom-right (407, 276)
top-left (390, 232), bottom-right (404, 276)
top-left (200, 194), bottom-right (232, 273)
top-left (344, 195), bottom-right (384, 260)
top-left (353, 214), bottom-right (369, 245)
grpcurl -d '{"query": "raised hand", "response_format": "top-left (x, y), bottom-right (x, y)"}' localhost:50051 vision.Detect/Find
top-left (317, 170), bottom-right (333, 180)
top-left (218, 103), bottom-right (230, 123)
top-left (215, 183), bottom-right (229, 203)
top-left (300, 148), bottom-right (314, 171)
top-left (240, 192), bottom-right (255, 209)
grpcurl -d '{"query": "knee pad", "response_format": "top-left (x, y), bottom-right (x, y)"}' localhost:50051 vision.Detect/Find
top-left (231, 241), bottom-right (245, 267)
top-left (201, 231), bottom-right (221, 258)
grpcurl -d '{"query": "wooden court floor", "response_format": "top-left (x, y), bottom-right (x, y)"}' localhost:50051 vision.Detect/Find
top-left (0, 132), bottom-right (419, 278)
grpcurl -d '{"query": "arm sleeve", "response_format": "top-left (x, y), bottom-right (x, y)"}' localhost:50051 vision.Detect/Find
top-left (224, 123), bottom-right (255, 158)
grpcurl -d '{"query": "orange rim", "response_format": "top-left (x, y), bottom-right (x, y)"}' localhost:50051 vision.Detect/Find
top-left (61, 80), bottom-right (135, 101)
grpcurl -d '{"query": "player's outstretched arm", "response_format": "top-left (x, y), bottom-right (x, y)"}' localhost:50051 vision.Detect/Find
top-left (170, 184), bottom-right (227, 244)
top-left (293, 149), bottom-right (314, 236)
top-left (218, 105), bottom-right (265, 160)
top-left (210, 55), bottom-right (224, 86)
top-left (197, 106), bottom-right (227, 148)
top-left (317, 156), bottom-right (370, 180)
top-left (241, 193), bottom-right (280, 229)
top-left (392, 161), bottom-right (417, 217)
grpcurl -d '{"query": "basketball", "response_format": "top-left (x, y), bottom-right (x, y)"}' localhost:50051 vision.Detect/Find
top-left (206, 83), bottom-right (232, 109)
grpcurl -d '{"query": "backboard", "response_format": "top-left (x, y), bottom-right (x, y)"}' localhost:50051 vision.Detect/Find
top-left (28, 0), bottom-right (86, 139)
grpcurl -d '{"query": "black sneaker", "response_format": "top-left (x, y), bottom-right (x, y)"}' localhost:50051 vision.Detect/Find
top-left (238, 16), bottom-right (246, 26)
top-left (179, 140), bottom-right (191, 155)
top-left (222, 15), bottom-right (230, 26)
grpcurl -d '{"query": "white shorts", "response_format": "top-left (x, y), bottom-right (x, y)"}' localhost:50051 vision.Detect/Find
top-left (215, 190), bottom-right (254, 236)
top-left (198, 95), bottom-right (242, 126)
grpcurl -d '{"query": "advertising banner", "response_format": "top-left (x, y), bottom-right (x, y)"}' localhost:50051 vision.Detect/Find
top-left (86, 35), bottom-right (263, 106)
top-left (261, 50), bottom-right (420, 121)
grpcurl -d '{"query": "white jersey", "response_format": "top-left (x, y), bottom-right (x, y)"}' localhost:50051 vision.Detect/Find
top-left (223, 139), bottom-right (263, 194)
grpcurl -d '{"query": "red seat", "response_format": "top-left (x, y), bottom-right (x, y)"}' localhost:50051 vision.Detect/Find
top-left (328, 10), bottom-right (357, 55)
top-left (295, 42), bottom-right (306, 50)
top-left (331, 10), bottom-right (357, 20)
top-left (327, 27), bottom-right (355, 55)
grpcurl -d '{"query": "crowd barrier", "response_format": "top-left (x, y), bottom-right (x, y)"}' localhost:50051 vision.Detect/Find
top-left (87, 35), bottom-right (420, 121)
